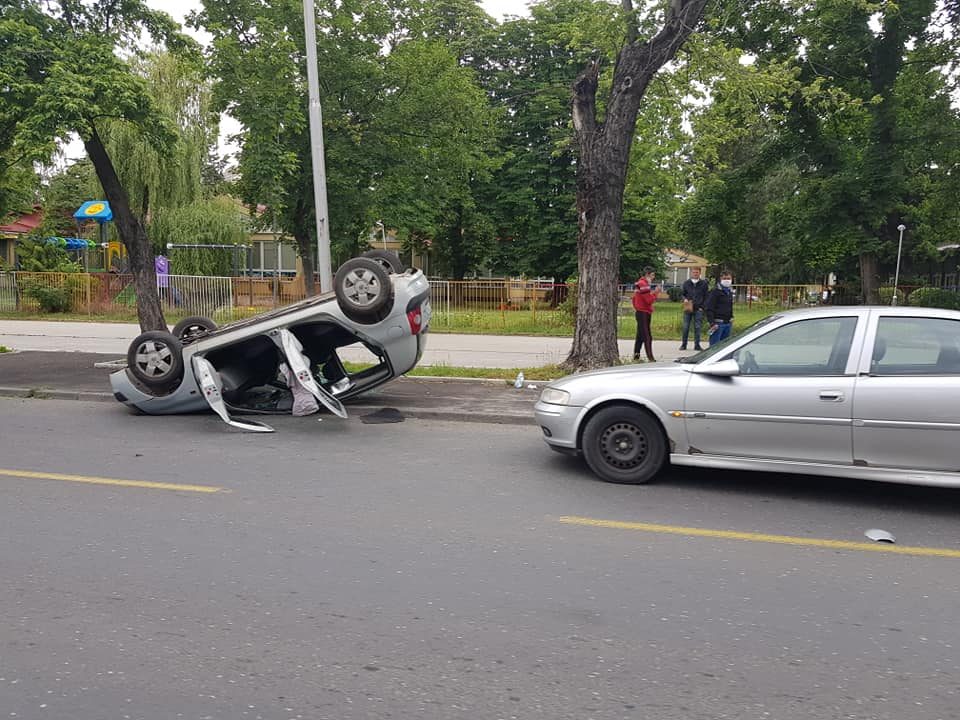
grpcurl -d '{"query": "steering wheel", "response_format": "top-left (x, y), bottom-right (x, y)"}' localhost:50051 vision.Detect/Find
top-left (740, 350), bottom-right (759, 374)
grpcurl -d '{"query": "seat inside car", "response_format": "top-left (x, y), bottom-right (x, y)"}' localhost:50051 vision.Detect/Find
top-left (936, 345), bottom-right (960, 372)
top-left (870, 337), bottom-right (887, 371)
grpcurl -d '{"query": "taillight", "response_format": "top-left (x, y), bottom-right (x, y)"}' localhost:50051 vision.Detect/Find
top-left (407, 306), bottom-right (423, 334)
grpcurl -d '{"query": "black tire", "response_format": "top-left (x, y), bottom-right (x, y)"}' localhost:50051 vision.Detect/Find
top-left (360, 249), bottom-right (404, 274)
top-left (581, 405), bottom-right (667, 484)
top-left (127, 330), bottom-right (185, 392)
top-left (334, 257), bottom-right (394, 323)
top-left (171, 315), bottom-right (217, 344)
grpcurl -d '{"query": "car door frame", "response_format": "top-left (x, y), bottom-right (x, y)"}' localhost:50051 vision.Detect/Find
top-left (851, 309), bottom-right (960, 472)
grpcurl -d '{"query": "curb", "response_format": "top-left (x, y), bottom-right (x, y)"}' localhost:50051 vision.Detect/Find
top-left (0, 386), bottom-right (535, 426)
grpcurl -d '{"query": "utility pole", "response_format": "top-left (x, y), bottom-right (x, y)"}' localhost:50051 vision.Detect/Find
top-left (302, 0), bottom-right (332, 293)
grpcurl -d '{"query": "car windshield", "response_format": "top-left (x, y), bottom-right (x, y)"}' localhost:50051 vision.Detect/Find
top-left (674, 314), bottom-right (782, 364)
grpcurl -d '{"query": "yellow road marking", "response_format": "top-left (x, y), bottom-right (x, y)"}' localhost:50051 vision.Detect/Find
top-left (0, 468), bottom-right (222, 494)
top-left (556, 515), bottom-right (960, 559)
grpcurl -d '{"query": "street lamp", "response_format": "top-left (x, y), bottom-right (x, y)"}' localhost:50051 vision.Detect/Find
top-left (892, 223), bottom-right (906, 306)
top-left (375, 221), bottom-right (387, 250)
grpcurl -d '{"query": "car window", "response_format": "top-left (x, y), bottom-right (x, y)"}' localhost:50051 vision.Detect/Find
top-left (729, 317), bottom-right (858, 376)
top-left (675, 315), bottom-right (782, 364)
top-left (871, 317), bottom-right (960, 375)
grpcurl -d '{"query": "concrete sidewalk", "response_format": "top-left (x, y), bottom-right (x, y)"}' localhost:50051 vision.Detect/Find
top-left (0, 319), bottom-right (697, 368)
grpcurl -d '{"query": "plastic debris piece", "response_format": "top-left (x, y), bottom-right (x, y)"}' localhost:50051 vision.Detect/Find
top-left (865, 528), bottom-right (896, 544)
top-left (514, 371), bottom-right (524, 388)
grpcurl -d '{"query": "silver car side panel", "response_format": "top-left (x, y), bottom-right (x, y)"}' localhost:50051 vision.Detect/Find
top-left (851, 309), bottom-right (960, 472)
top-left (671, 453), bottom-right (960, 488)
top-left (191, 356), bottom-right (275, 433)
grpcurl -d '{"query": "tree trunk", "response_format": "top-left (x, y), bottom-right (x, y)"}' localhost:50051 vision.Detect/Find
top-left (860, 251), bottom-right (880, 304)
top-left (84, 126), bottom-right (166, 332)
top-left (292, 196), bottom-right (317, 295)
top-left (563, 0), bottom-right (709, 371)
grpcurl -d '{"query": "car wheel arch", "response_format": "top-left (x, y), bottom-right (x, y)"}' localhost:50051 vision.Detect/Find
top-left (575, 399), bottom-right (674, 454)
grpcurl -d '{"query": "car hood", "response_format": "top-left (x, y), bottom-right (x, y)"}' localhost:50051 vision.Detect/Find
top-left (548, 361), bottom-right (689, 391)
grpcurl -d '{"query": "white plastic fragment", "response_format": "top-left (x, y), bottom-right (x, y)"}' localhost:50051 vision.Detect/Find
top-left (865, 528), bottom-right (896, 544)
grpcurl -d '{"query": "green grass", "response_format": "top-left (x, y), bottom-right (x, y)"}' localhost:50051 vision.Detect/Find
top-left (0, 345), bottom-right (10, 353)
top-left (431, 302), bottom-right (778, 340)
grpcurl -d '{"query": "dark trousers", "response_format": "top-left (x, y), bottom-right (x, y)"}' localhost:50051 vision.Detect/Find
top-left (634, 311), bottom-right (655, 361)
top-left (681, 309), bottom-right (703, 348)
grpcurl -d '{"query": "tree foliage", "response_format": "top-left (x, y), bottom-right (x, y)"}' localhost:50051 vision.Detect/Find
top-left (3, 0), bottom-right (197, 330)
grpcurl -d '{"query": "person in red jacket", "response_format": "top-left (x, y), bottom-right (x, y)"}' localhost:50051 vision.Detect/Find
top-left (632, 266), bottom-right (658, 362)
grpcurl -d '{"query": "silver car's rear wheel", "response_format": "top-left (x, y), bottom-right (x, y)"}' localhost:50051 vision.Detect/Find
top-left (126, 330), bottom-right (184, 392)
top-left (581, 405), bottom-right (666, 484)
top-left (334, 257), bottom-right (394, 323)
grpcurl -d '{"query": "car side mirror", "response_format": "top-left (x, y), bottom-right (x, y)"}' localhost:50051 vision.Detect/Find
top-left (688, 358), bottom-right (741, 377)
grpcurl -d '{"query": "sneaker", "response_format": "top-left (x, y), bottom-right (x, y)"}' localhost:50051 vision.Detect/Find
top-left (679, 345), bottom-right (687, 350)
top-left (694, 345), bottom-right (704, 351)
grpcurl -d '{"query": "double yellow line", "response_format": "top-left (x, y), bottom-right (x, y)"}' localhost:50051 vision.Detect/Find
top-left (0, 468), bottom-right (222, 494)
top-left (557, 515), bottom-right (960, 559)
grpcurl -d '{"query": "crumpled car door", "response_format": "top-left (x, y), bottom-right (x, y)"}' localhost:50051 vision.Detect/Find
top-left (272, 328), bottom-right (348, 419)
top-left (192, 355), bottom-right (275, 433)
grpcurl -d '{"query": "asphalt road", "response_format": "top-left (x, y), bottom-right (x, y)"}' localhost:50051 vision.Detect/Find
top-left (2, 398), bottom-right (960, 720)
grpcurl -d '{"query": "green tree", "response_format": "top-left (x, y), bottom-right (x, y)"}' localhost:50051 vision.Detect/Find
top-left (197, 0), bottom-right (497, 288)
top-left (691, 0), bottom-right (960, 299)
top-left (5, 0), bottom-right (196, 331)
top-left (565, 0), bottom-right (709, 370)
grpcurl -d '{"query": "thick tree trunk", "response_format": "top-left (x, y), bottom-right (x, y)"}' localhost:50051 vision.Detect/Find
top-left (84, 126), bottom-right (166, 332)
top-left (860, 251), bottom-right (880, 304)
top-left (563, 0), bottom-right (709, 371)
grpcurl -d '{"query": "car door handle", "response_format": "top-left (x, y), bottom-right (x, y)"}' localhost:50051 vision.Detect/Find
top-left (819, 390), bottom-right (845, 401)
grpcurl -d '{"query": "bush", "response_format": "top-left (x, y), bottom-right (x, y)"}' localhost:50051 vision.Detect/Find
top-left (558, 284), bottom-right (578, 321)
top-left (877, 287), bottom-right (904, 305)
top-left (666, 285), bottom-right (683, 302)
top-left (907, 286), bottom-right (960, 310)
top-left (23, 283), bottom-right (72, 312)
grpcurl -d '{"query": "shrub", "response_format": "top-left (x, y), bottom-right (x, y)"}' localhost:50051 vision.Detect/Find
top-left (907, 286), bottom-right (960, 310)
top-left (877, 287), bottom-right (904, 305)
top-left (666, 285), bottom-right (683, 302)
top-left (23, 283), bottom-right (72, 312)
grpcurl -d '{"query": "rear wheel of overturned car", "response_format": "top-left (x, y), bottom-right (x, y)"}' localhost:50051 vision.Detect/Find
top-left (581, 405), bottom-right (667, 484)
top-left (127, 330), bottom-right (185, 392)
top-left (334, 257), bottom-right (394, 324)
top-left (171, 315), bottom-right (217, 344)
top-left (360, 249), bottom-right (404, 274)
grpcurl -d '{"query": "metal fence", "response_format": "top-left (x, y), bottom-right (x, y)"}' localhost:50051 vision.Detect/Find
top-left (0, 272), bottom-right (947, 332)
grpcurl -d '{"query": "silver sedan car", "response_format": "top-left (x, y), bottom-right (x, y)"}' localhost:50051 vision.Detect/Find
top-left (535, 306), bottom-right (960, 488)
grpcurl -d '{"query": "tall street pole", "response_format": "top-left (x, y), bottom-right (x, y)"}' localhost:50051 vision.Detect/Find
top-left (892, 223), bottom-right (906, 306)
top-left (302, 0), bottom-right (332, 293)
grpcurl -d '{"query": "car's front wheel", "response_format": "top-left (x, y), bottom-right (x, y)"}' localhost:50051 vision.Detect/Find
top-left (581, 405), bottom-right (666, 484)
top-left (127, 330), bottom-right (185, 393)
top-left (360, 249), bottom-right (404, 274)
top-left (172, 315), bottom-right (217, 344)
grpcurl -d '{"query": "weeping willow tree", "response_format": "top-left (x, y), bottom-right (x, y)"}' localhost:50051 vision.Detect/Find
top-left (99, 51), bottom-right (213, 222)
top-left (150, 196), bottom-right (250, 275)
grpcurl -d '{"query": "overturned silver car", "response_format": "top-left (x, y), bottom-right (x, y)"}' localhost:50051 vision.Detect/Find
top-left (110, 251), bottom-right (430, 431)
